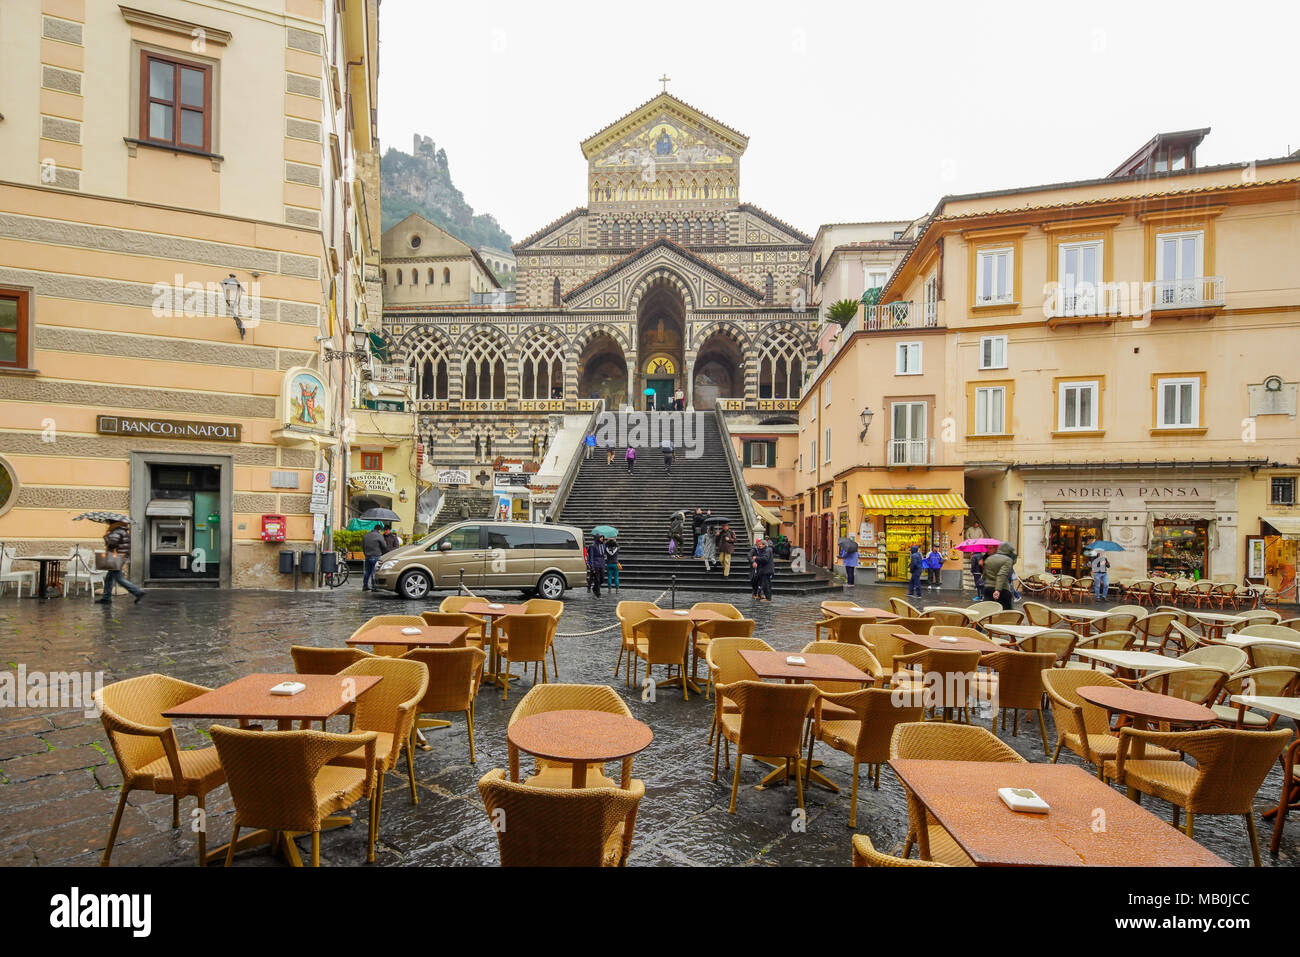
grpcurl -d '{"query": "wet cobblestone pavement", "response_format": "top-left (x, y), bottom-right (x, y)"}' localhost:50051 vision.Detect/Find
top-left (1, 581), bottom-right (1296, 868)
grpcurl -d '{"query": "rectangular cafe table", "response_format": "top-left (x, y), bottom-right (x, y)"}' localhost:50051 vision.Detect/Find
top-left (1072, 649), bottom-right (1202, 692)
top-left (889, 759), bottom-right (1228, 867)
top-left (738, 650), bottom-right (872, 792)
top-left (894, 631), bottom-right (999, 653)
top-left (983, 623), bottom-right (1053, 645)
top-left (650, 606), bottom-right (729, 693)
top-left (162, 672), bottom-right (382, 865)
top-left (346, 624), bottom-right (469, 649)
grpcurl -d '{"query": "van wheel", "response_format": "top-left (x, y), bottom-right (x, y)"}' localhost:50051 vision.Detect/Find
top-left (397, 568), bottom-right (432, 600)
top-left (537, 572), bottom-right (565, 600)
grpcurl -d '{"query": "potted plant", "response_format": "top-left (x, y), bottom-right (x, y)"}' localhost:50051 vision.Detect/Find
top-left (826, 298), bottom-right (860, 329)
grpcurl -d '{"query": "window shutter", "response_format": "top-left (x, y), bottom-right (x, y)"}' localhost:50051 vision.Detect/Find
top-left (766, 441), bottom-right (776, 465)
top-left (742, 442), bottom-right (752, 467)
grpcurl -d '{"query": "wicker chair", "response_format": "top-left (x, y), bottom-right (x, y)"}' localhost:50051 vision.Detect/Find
top-left (94, 674), bottom-right (228, 866)
top-left (1151, 579), bottom-right (1178, 606)
top-left (889, 597), bottom-right (919, 618)
top-left (1109, 604), bottom-right (1147, 620)
top-left (478, 768), bottom-right (645, 866)
top-left (705, 637), bottom-right (771, 745)
top-left (889, 648), bottom-right (983, 722)
top-left (211, 726), bottom-right (377, 867)
top-left (1013, 627), bottom-right (1078, 667)
top-left (1234, 607), bottom-right (1282, 627)
top-left (1022, 602), bottom-right (1061, 628)
top-left (801, 640), bottom-right (882, 693)
top-left (1179, 644), bottom-right (1248, 674)
top-left (439, 595), bottom-right (481, 614)
top-left (965, 600), bottom-right (1003, 621)
top-left (928, 625), bottom-right (985, 640)
top-left (1237, 624), bottom-right (1300, 644)
top-left (813, 612), bottom-right (865, 643)
top-left (1211, 582), bottom-right (1243, 610)
top-left (1114, 727), bottom-right (1291, 865)
top-left (977, 650), bottom-right (1058, 748)
top-left (694, 617), bottom-right (756, 695)
top-left (713, 679), bottom-right (818, 814)
top-left (854, 623), bottom-right (916, 682)
top-left (1250, 642), bottom-right (1300, 671)
top-left (496, 613), bottom-right (557, 700)
top-left (330, 657), bottom-right (428, 862)
top-left (1132, 611), bottom-right (1178, 652)
top-left (1047, 575), bottom-right (1076, 603)
top-left (820, 600), bottom-right (861, 617)
top-left (1281, 618), bottom-right (1300, 632)
top-left (401, 646), bottom-right (486, 761)
top-left (614, 600), bottom-right (658, 682)
top-left (1186, 580), bottom-right (1217, 608)
top-left (290, 645), bottom-right (373, 730)
top-left (523, 598), bottom-right (564, 677)
top-left (890, 722), bottom-right (1024, 865)
top-left (507, 683), bottom-right (633, 788)
top-left (978, 609), bottom-right (1026, 631)
top-left (349, 614), bottom-right (428, 657)
top-left (693, 601), bottom-right (743, 620)
top-left (631, 616), bottom-right (693, 699)
top-left (1210, 667), bottom-right (1300, 729)
top-left (1095, 612), bottom-right (1138, 633)
top-left (1040, 668), bottom-right (1180, 780)
top-left (1139, 667), bottom-right (1230, 707)
top-left (1071, 575), bottom-right (1095, 604)
top-left (927, 609), bottom-right (971, 629)
top-left (892, 616), bottom-right (936, 635)
top-left (809, 686), bottom-right (922, 826)
top-left (852, 833), bottom-right (948, 867)
top-left (1020, 573), bottom-right (1051, 597)
top-left (1126, 580), bottom-right (1156, 606)
top-left (420, 611), bottom-right (484, 649)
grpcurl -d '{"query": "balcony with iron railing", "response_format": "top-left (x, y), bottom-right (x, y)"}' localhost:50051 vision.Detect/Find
top-left (1044, 277), bottom-right (1225, 324)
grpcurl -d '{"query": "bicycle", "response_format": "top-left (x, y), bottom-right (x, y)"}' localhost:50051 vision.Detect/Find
top-left (324, 550), bottom-right (350, 588)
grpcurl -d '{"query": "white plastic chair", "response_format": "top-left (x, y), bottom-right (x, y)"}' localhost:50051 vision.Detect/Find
top-left (0, 546), bottom-right (36, 597)
top-left (64, 546), bottom-right (106, 597)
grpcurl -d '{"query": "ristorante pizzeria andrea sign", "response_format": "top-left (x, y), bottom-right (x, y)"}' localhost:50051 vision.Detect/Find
top-left (97, 415), bottom-right (242, 442)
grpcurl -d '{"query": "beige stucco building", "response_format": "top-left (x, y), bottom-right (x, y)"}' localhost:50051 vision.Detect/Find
top-left (0, 0), bottom-right (381, 589)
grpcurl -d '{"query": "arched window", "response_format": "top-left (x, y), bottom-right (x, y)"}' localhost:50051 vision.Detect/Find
top-left (410, 269), bottom-right (418, 286)
top-left (381, 269), bottom-right (388, 284)
top-left (463, 334), bottom-right (506, 400)
top-left (765, 272), bottom-right (774, 305)
top-left (758, 329), bottom-right (805, 400)
top-left (519, 333), bottom-right (565, 401)
top-left (396, 269), bottom-right (403, 285)
top-left (443, 267), bottom-right (451, 284)
top-left (427, 268), bottom-right (435, 284)
top-left (409, 338), bottom-right (450, 400)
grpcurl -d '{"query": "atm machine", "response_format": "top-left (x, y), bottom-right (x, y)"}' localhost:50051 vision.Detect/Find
top-left (146, 498), bottom-right (193, 578)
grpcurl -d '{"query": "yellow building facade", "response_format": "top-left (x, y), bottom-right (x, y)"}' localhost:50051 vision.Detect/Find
top-left (0, 0), bottom-right (380, 588)
top-left (882, 150), bottom-right (1300, 587)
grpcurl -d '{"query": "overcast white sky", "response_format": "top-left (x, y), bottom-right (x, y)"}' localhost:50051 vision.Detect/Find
top-left (378, 0), bottom-right (1299, 242)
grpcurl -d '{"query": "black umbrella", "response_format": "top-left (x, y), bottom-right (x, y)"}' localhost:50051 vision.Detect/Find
top-left (73, 512), bottom-right (132, 525)
top-left (358, 507), bottom-right (401, 522)
top-left (838, 535), bottom-right (858, 554)
top-left (703, 516), bottom-right (732, 526)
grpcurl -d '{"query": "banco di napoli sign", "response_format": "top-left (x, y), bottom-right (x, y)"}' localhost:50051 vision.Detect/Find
top-left (97, 415), bottom-right (241, 442)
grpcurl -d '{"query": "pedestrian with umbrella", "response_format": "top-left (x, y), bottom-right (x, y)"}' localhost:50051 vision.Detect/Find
top-left (700, 519), bottom-right (718, 572)
top-left (716, 519), bottom-right (737, 577)
top-left (587, 532), bottom-right (607, 599)
top-left (661, 438), bottom-right (674, 473)
top-left (74, 513), bottom-right (145, 605)
top-left (838, 533), bottom-right (859, 585)
top-left (983, 541), bottom-right (1019, 610)
top-left (1090, 547), bottom-right (1112, 601)
top-left (603, 534), bottom-right (622, 592)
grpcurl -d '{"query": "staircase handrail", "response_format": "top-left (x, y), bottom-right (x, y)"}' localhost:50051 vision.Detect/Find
top-left (548, 398), bottom-right (605, 521)
top-left (713, 406), bottom-right (762, 540)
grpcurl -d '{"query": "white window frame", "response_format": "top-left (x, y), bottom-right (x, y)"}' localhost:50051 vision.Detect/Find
top-left (824, 427), bottom-right (831, 462)
top-left (1058, 380), bottom-right (1100, 432)
top-left (1154, 229), bottom-right (1206, 306)
top-left (974, 386), bottom-right (1007, 435)
top-left (979, 335), bottom-right (1007, 370)
top-left (889, 401), bottom-right (928, 465)
top-left (922, 270), bottom-right (939, 326)
top-left (975, 247), bottom-right (1014, 305)
top-left (896, 341), bottom-right (922, 376)
top-left (1156, 377), bottom-right (1200, 429)
top-left (809, 440), bottom-right (817, 472)
top-left (1058, 239), bottom-right (1104, 315)
top-left (866, 269), bottom-right (888, 294)
top-left (825, 380), bottom-right (832, 407)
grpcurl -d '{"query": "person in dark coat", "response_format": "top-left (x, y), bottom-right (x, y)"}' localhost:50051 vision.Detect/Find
top-left (750, 536), bottom-right (775, 601)
top-left (382, 523), bottom-right (400, 552)
top-left (362, 525), bottom-right (386, 591)
top-left (970, 550), bottom-right (986, 601)
top-left (96, 521), bottom-right (145, 603)
top-left (717, 521), bottom-right (737, 577)
top-left (982, 542), bottom-right (1018, 610)
top-left (907, 545), bottom-right (924, 599)
top-left (588, 533), bottom-right (607, 598)
top-left (692, 508), bottom-right (705, 555)
top-left (668, 510), bottom-right (686, 558)
top-left (925, 546), bottom-right (944, 590)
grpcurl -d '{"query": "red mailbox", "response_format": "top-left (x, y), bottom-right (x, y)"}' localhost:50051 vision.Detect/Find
top-left (261, 514), bottom-right (286, 542)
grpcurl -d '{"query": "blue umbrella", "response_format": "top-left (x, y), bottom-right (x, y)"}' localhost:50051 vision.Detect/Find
top-left (592, 525), bottom-right (619, 539)
top-left (1086, 540), bottom-right (1124, 552)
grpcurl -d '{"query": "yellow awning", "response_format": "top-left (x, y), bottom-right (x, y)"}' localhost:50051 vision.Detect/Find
top-left (751, 500), bottom-right (782, 526)
top-left (1263, 516), bottom-right (1300, 538)
top-left (859, 492), bottom-right (969, 516)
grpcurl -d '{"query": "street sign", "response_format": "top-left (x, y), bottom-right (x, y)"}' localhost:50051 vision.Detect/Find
top-left (309, 469), bottom-right (330, 514)
top-left (313, 513), bottom-right (324, 544)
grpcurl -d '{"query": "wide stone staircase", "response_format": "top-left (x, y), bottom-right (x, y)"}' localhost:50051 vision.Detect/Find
top-left (555, 412), bottom-right (839, 596)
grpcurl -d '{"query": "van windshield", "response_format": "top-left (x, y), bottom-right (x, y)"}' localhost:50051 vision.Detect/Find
top-left (416, 523), bottom-right (457, 547)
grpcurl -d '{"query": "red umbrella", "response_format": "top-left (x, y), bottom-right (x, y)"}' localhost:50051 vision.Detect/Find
top-left (954, 538), bottom-right (1001, 552)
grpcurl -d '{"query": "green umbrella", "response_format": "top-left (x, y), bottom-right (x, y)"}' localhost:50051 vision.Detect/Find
top-left (592, 525), bottom-right (619, 539)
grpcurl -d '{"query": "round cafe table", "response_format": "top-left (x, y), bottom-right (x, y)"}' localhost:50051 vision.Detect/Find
top-left (507, 710), bottom-right (652, 789)
top-left (1077, 685), bottom-right (1216, 758)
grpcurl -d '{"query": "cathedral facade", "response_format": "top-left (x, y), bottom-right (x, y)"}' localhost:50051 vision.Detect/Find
top-left (382, 93), bottom-right (817, 470)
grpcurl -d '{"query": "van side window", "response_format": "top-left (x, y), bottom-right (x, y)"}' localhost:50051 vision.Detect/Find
top-left (488, 525), bottom-right (534, 550)
top-left (439, 526), bottom-right (481, 550)
top-left (534, 529), bottom-right (580, 550)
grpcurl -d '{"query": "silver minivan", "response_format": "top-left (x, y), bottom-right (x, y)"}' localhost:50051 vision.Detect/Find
top-left (373, 520), bottom-right (587, 601)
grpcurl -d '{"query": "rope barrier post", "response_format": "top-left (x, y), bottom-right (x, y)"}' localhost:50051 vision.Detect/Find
top-left (458, 567), bottom-right (465, 596)
top-left (671, 574), bottom-right (677, 610)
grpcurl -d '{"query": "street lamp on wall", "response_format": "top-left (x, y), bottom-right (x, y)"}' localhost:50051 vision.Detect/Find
top-left (221, 274), bottom-right (245, 339)
top-left (858, 406), bottom-right (875, 441)
top-left (324, 328), bottom-right (370, 362)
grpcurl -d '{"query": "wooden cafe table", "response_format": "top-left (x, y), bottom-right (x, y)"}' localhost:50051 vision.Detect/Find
top-left (508, 709), bottom-right (652, 789)
top-left (345, 624), bottom-right (469, 650)
top-left (459, 600), bottom-right (529, 688)
top-left (738, 650), bottom-right (872, 791)
top-left (650, 606), bottom-right (729, 693)
top-left (1072, 648), bottom-right (1203, 692)
top-left (893, 631), bottom-right (999, 654)
top-left (1229, 695), bottom-right (1300, 854)
top-left (1076, 684), bottom-right (1216, 758)
top-left (824, 604), bottom-right (895, 621)
top-left (889, 759), bottom-right (1228, 866)
top-left (162, 672), bottom-right (382, 866)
